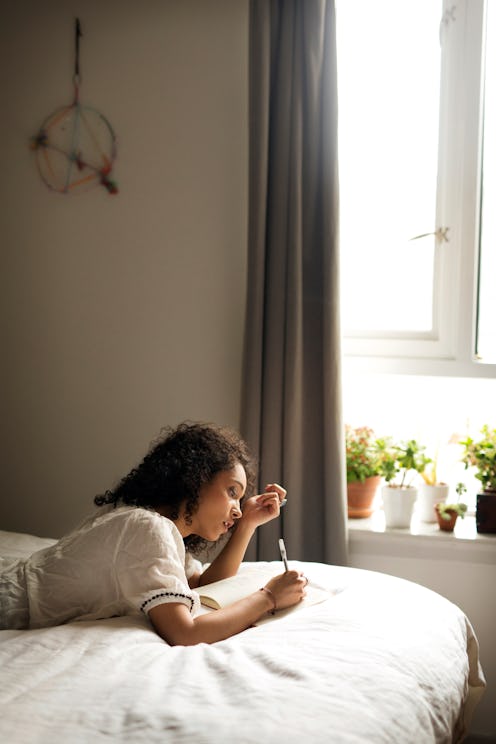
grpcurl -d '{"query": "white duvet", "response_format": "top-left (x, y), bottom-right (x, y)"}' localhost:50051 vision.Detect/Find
top-left (0, 532), bottom-right (486, 744)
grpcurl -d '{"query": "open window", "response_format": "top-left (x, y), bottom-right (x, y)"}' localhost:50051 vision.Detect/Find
top-left (337, 0), bottom-right (496, 378)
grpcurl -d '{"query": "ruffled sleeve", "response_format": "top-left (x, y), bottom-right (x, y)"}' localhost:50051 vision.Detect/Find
top-left (114, 510), bottom-right (201, 617)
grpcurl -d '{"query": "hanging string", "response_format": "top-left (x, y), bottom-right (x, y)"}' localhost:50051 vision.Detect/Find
top-left (74, 18), bottom-right (82, 101)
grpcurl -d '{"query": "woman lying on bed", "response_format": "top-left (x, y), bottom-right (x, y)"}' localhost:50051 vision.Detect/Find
top-left (0, 422), bottom-right (307, 644)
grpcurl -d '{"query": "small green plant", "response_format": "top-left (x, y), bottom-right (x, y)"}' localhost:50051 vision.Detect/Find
top-left (420, 448), bottom-right (444, 486)
top-left (436, 502), bottom-right (468, 521)
top-left (376, 438), bottom-right (431, 488)
top-left (345, 426), bottom-right (384, 484)
top-left (435, 482), bottom-right (467, 521)
top-left (421, 461), bottom-right (438, 486)
top-left (460, 425), bottom-right (496, 493)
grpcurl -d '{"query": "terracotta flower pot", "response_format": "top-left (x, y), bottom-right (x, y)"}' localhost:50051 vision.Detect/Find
top-left (435, 505), bottom-right (458, 532)
top-left (347, 475), bottom-right (381, 518)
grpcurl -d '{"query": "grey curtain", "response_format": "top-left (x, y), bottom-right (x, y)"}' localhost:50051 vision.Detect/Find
top-left (241, 0), bottom-right (347, 566)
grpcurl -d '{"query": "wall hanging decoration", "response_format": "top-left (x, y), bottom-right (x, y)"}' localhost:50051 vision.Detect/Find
top-left (30, 19), bottom-right (118, 195)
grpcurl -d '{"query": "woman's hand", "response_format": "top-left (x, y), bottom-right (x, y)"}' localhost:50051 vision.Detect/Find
top-left (149, 569), bottom-right (308, 645)
top-left (239, 483), bottom-right (287, 529)
top-left (264, 570), bottom-right (307, 611)
top-left (199, 483), bottom-right (287, 586)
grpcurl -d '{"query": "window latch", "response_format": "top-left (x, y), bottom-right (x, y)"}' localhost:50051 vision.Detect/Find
top-left (409, 227), bottom-right (450, 244)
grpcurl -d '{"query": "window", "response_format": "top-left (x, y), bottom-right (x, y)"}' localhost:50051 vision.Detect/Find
top-left (336, 0), bottom-right (496, 378)
top-left (337, 1), bottom-right (496, 518)
top-left (476, 0), bottom-right (496, 363)
top-left (337, 1), bottom-right (440, 336)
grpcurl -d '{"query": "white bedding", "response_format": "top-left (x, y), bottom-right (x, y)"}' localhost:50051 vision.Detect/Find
top-left (0, 530), bottom-right (486, 743)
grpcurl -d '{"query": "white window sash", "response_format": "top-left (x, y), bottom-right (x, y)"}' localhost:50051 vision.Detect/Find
top-left (343, 0), bottom-right (496, 378)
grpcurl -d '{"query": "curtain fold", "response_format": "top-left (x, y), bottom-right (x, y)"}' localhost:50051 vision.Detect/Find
top-left (241, 0), bottom-right (347, 566)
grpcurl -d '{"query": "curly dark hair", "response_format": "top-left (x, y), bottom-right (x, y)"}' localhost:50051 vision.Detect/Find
top-left (94, 422), bottom-right (257, 552)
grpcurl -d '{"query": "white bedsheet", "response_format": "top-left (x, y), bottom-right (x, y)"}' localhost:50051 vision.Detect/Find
top-left (0, 531), bottom-right (486, 744)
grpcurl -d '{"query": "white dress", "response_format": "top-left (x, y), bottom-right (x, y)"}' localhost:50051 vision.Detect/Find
top-left (0, 506), bottom-right (202, 630)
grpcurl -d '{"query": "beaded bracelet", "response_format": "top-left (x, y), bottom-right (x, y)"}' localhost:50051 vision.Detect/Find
top-left (259, 586), bottom-right (277, 615)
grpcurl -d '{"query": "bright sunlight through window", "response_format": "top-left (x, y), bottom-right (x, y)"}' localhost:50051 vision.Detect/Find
top-left (477, 0), bottom-right (496, 362)
top-left (336, 1), bottom-right (441, 334)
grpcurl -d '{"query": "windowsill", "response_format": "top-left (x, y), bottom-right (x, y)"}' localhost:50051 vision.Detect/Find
top-left (348, 511), bottom-right (496, 564)
top-left (343, 353), bottom-right (496, 379)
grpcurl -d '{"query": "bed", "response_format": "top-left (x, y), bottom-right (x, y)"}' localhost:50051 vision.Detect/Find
top-left (0, 529), bottom-right (486, 743)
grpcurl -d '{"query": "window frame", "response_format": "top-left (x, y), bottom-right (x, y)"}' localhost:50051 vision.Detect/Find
top-left (341, 0), bottom-right (496, 379)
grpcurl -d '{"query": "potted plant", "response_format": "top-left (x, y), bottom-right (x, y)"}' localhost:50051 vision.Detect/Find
top-left (460, 425), bottom-right (496, 534)
top-left (345, 425), bottom-right (383, 518)
top-left (377, 438), bottom-right (431, 528)
top-left (417, 454), bottom-right (449, 523)
top-left (435, 483), bottom-right (468, 532)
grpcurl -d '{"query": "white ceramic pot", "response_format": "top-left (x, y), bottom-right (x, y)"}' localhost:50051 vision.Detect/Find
top-left (382, 485), bottom-right (418, 528)
top-left (417, 483), bottom-right (449, 523)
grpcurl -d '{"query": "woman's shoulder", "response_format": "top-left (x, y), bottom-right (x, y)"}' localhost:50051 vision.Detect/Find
top-left (89, 506), bottom-right (182, 547)
top-left (83, 505), bottom-right (156, 527)
top-left (95, 507), bottom-right (186, 562)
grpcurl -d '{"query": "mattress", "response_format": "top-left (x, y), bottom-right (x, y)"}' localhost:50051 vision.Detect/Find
top-left (0, 529), bottom-right (486, 743)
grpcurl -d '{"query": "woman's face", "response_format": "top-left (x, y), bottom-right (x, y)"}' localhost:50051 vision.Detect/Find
top-left (191, 462), bottom-right (247, 541)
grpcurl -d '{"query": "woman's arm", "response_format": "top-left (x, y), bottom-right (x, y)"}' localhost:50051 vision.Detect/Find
top-left (149, 569), bottom-right (305, 645)
top-left (195, 484), bottom-right (286, 587)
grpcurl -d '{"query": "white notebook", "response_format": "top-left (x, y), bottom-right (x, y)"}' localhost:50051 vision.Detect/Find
top-left (198, 565), bottom-right (332, 625)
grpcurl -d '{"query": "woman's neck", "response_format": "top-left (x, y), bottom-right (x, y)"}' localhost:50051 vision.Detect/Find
top-left (155, 506), bottom-right (192, 538)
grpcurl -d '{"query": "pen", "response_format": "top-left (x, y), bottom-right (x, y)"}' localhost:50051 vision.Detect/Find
top-left (278, 538), bottom-right (289, 572)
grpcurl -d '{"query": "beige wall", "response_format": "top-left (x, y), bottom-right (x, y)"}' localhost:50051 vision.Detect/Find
top-left (0, 0), bottom-right (248, 537)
